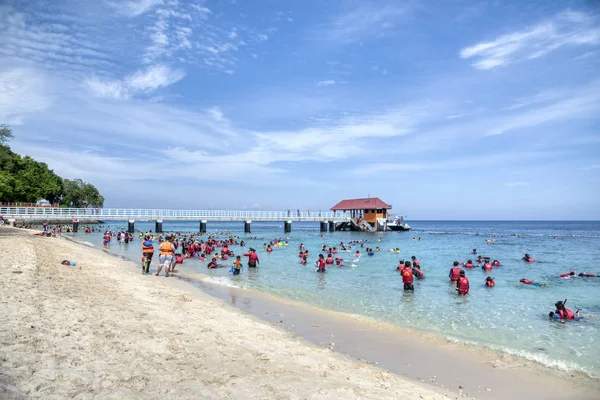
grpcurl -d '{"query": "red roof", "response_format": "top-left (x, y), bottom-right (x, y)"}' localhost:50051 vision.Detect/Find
top-left (330, 198), bottom-right (391, 211)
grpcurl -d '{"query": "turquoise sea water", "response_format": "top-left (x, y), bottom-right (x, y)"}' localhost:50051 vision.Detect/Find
top-left (68, 220), bottom-right (600, 378)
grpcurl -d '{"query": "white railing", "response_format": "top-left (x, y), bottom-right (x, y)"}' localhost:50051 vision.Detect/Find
top-left (0, 207), bottom-right (351, 221)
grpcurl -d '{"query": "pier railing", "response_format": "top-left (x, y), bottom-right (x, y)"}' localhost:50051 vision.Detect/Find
top-left (0, 207), bottom-right (351, 222)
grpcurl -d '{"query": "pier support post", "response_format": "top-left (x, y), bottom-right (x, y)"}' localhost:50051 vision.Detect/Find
top-left (200, 220), bottom-right (207, 233)
top-left (284, 220), bottom-right (292, 233)
top-left (155, 219), bottom-right (163, 233)
top-left (72, 218), bottom-right (79, 233)
top-left (320, 221), bottom-right (327, 232)
top-left (329, 221), bottom-right (335, 232)
top-left (128, 219), bottom-right (135, 234)
top-left (244, 220), bottom-right (252, 233)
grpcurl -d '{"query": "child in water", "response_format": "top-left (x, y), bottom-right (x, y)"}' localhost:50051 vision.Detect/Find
top-left (232, 256), bottom-right (242, 275)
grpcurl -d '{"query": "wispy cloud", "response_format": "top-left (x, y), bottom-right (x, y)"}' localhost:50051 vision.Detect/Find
top-left (113, 0), bottom-right (164, 17)
top-left (0, 3), bottom-right (117, 77)
top-left (0, 67), bottom-right (52, 125)
top-left (317, 80), bottom-right (336, 87)
top-left (504, 182), bottom-right (530, 187)
top-left (460, 10), bottom-right (600, 69)
top-left (85, 64), bottom-right (185, 99)
top-left (322, 3), bottom-right (408, 44)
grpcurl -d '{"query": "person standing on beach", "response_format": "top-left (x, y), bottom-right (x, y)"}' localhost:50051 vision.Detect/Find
top-left (157, 235), bottom-right (175, 277)
top-left (141, 235), bottom-right (154, 275)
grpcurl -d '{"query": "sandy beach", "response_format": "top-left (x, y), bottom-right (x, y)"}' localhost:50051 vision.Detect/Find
top-left (0, 228), bottom-right (456, 400)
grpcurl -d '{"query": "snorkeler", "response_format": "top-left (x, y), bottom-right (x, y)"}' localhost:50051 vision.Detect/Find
top-left (560, 271), bottom-right (576, 278)
top-left (549, 300), bottom-right (581, 320)
top-left (519, 278), bottom-right (547, 287)
top-left (485, 277), bottom-right (495, 287)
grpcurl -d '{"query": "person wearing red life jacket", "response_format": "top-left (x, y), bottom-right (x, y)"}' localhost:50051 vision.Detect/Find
top-left (519, 278), bottom-right (547, 287)
top-left (560, 271), bottom-right (576, 278)
top-left (243, 248), bottom-right (260, 268)
top-left (552, 300), bottom-right (577, 320)
top-left (325, 255), bottom-right (334, 264)
top-left (482, 262), bottom-right (492, 271)
top-left (316, 254), bottom-right (326, 272)
top-left (397, 260), bottom-right (404, 271)
top-left (411, 256), bottom-right (420, 267)
top-left (464, 260), bottom-right (474, 268)
top-left (449, 261), bottom-right (461, 282)
top-left (401, 261), bottom-right (414, 291)
top-left (492, 260), bottom-right (501, 267)
top-left (412, 262), bottom-right (424, 279)
top-left (457, 270), bottom-right (469, 295)
top-left (221, 245), bottom-right (229, 255)
top-left (485, 277), bottom-right (495, 287)
top-left (578, 272), bottom-right (597, 277)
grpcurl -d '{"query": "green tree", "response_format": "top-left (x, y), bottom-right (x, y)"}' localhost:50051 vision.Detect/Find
top-left (61, 178), bottom-right (105, 208)
top-left (0, 124), bottom-right (13, 146)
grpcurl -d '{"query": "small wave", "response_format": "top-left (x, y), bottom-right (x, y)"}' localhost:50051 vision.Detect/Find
top-left (201, 276), bottom-right (242, 289)
top-left (418, 231), bottom-right (600, 239)
top-left (443, 335), bottom-right (593, 378)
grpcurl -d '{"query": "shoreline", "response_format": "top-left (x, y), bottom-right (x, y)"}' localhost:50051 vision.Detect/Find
top-left (68, 232), bottom-right (599, 399)
top-left (0, 227), bottom-right (457, 399)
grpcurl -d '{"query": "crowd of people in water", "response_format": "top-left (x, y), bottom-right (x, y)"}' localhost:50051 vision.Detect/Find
top-left (13, 221), bottom-right (597, 323)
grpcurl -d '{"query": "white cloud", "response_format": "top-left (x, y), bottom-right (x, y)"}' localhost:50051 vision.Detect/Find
top-left (0, 67), bottom-right (52, 125)
top-left (317, 80), bottom-right (336, 87)
top-left (486, 83), bottom-right (600, 136)
top-left (85, 64), bottom-right (185, 99)
top-left (460, 10), bottom-right (600, 69)
top-left (116, 0), bottom-right (164, 17)
top-left (323, 4), bottom-right (408, 44)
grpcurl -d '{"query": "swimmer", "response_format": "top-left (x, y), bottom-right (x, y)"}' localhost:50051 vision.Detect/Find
top-left (550, 300), bottom-right (581, 320)
top-left (519, 278), bottom-right (547, 287)
top-left (471, 249), bottom-right (477, 255)
top-left (522, 253), bottom-right (533, 262)
top-left (485, 277), bottom-right (495, 287)
top-left (578, 272), bottom-right (597, 277)
top-left (560, 271), bottom-right (576, 278)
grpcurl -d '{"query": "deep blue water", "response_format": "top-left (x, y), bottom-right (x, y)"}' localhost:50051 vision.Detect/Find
top-left (68, 220), bottom-right (600, 377)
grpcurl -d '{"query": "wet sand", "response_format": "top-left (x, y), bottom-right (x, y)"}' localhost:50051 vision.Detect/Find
top-left (0, 227), bottom-right (456, 400)
top-left (173, 271), bottom-right (600, 400)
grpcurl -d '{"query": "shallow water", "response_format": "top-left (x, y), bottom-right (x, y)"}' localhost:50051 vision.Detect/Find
top-left (67, 220), bottom-right (600, 378)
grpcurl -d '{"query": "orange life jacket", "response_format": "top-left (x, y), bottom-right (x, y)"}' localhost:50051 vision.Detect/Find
top-left (159, 242), bottom-right (174, 255)
top-left (142, 242), bottom-right (154, 254)
top-left (402, 268), bottom-right (414, 284)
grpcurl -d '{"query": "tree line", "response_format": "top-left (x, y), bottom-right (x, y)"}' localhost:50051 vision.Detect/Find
top-left (0, 125), bottom-right (104, 208)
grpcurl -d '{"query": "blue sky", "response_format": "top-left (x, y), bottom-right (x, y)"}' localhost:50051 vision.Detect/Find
top-left (1, 0), bottom-right (599, 219)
